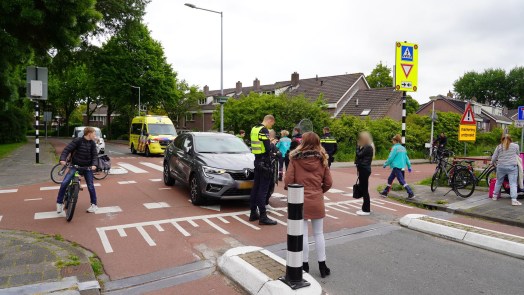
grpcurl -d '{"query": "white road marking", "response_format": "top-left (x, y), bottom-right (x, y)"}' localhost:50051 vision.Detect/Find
top-left (35, 211), bottom-right (66, 219)
top-left (40, 186), bottom-right (60, 191)
top-left (378, 199), bottom-right (415, 209)
top-left (117, 228), bottom-right (127, 237)
top-left (109, 167), bottom-right (128, 175)
top-left (94, 206), bottom-right (122, 214)
top-left (370, 203), bottom-right (397, 211)
top-left (143, 202), bottom-right (170, 209)
top-left (140, 162), bottom-right (163, 172)
top-left (154, 224), bottom-right (164, 232)
top-left (24, 198), bottom-right (43, 201)
top-left (327, 189), bottom-right (345, 194)
top-left (109, 150), bottom-right (125, 155)
top-left (325, 204), bottom-right (357, 216)
top-left (203, 218), bottom-right (229, 234)
top-left (373, 174), bottom-right (381, 176)
top-left (342, 193), bottom-right (353, 197)
top-left (187, 220), bottom-right (199, 227)
top-left (347, 187), bottom-right (353, 190)
top-left (217, 216), bottom-right (230, 223)
top-left (159, 188), bottom-right (172, 190)
top-left (97, 228), bottom-right (113, 253)
top-left (324, 196), bottom-right (330, 200)
top-left (272, 193), bottom-right (287, 199)
top-left (0, 189), bottom-right (18, 194)
top-left (200, 205), bottom-right (221, 212)
top-left (149, 179), bottom-right (162, 182)
top-left (267, 210), bottom-right (284, 216)
top-left (341, 203), bottom-right (361, 210)
top-left (81, 183), bottom-right (101, 188)
top-left (118, 181), bottom-right (136, 185)
top-left (137, 226), bottom-right (156, 246)
top-left (326, 214), bottom-right (339, 219)
top-left (232, 215), bottom-right (260, 230)
top-left (267, 213), bottom-right (287, 226)
top-left (117, 162), bottom-right (148, 173)
top-left (171, 222), bottom-right (190, 237)
top-left (0, 216), bottom-right (2, 222)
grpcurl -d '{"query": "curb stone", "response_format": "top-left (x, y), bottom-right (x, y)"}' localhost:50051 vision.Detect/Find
top-left (218, 246), bottom-right (322, 295)
top-left (399, 214), bottom-right (524, 259)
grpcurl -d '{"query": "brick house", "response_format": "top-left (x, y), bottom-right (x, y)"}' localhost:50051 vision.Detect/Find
top-left (417, 94), bottom-right (512, 132)
top-left (82, 104), bottom-right (119, 128)
top-left (179, 72), bottom-right (404, 131)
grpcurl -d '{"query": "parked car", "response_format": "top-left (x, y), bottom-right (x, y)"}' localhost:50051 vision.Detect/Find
top-left (74, 126), bottom-right (106, 154)
top-left (163, 132), bottom-right (255, 205)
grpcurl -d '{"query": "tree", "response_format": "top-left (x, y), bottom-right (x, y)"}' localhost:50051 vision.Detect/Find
top-left (366, 62), bottom-right (393, 88)
top-left (406, 96), bottom-right (420, 115)
top-left (508, 66), bottom-right (524, 106)
top-left (217, 93), bottom-right (331, 134)
top-left (453, 68), bottom-right (514, 106)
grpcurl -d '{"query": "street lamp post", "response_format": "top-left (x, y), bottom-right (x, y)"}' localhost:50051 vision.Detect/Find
top-left (185, 3), bottom-right (224, 132)
top-left (131, 85), bottom-right (141, 116)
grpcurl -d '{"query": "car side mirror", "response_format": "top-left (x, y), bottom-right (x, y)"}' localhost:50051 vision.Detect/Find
top-left (103, 135), bottom-right (106, 139)
top-left (72, 135), bottom-right (74, 138)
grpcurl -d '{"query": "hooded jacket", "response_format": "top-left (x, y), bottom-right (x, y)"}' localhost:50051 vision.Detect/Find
top-left (284, 150), bottom-right (333, 219)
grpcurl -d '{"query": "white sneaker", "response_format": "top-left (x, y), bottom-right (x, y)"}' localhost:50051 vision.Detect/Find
top-left (356, 210), bottom-right (370, 216)
top-left (512, 200), bottom-right (522, 206)
top-left (266, 204), bottom-right (274, 210)
top-left (87, 204), bottom-right (98, 213)
top-left (57, 203), bottom-right (63, 214)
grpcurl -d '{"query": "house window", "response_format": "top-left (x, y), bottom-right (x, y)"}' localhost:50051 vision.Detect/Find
top-left (263, 91), bottom-right (275, 95)
top-left (198, 98), bottom-right (207, 105)
top-left (213, 97), bottom-right (220, 104)
top-left (360, 109), bottom-right (371, 116)
top-left (185, 113), bottom-right (195, 122)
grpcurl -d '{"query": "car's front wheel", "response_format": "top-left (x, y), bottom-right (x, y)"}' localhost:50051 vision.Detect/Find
top-left (163, 161), bottom-right (175, 186)
top-left (189, 175), bottom-right (205, 205)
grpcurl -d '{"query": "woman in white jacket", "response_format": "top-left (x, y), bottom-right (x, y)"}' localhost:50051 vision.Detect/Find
top-left (491, 135), bottom-right (522, 206)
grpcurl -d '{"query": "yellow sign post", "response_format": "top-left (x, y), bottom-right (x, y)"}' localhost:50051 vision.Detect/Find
top-left (458, 125), bottom-right (476, 141)
top-left (395, 42), bottom-right (418, 92)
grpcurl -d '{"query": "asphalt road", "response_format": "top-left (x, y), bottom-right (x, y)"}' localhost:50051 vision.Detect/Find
top-left (319, 227), bottom-right (524, 295)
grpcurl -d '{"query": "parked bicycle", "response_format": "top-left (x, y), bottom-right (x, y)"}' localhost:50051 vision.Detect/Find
top-left (458, 151), bottom-right (497, 187)
top-left (430, 149), bottom-right (476, 198)
top-left (63, 166), bottom-right (90, 222)
top-left (51, 155), bottom-right (110, 183)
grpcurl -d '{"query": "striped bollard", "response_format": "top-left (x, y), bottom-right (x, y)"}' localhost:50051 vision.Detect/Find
top-left (279, 184), bottom-right (310, 290)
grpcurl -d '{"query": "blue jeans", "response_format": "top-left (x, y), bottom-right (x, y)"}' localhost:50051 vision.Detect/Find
top-left (494, 165), bottom-right (518, 200)
top-left (384, 168), bottom-right (413, 195)
top-left (56, 167), bottom-right (97, 205)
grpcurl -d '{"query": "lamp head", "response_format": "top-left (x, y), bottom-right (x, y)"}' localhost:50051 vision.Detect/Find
top-left (185, 3), bottom-right (196, 8)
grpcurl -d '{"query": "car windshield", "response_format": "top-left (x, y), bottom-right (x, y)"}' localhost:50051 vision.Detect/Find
top-left (148, 124), bottom-right (176, 136)
top-left (195, 136), bottom-right (250, 153)
top-left (78, 129), bottom-right (102, 138)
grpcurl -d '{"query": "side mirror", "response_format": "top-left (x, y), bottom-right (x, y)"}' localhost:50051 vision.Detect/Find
top-left (72, 135), bottom-right (74, 138)
top-left (103, 135), bottom-right (106, 139)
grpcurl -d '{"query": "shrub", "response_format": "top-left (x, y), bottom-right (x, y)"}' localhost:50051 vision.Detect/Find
top-left (0, 107), bottom-right (30, 144)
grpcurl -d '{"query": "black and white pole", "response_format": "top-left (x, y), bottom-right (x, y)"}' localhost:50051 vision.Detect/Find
top-left (279, 184), bottom-right (310, 290)
top-left (35, 100), bottom-right (39, 163)
top-left (401, 91), bottom-right (407, 176)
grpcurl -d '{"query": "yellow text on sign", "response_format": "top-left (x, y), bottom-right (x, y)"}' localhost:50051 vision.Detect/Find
top-left (395, 41), bottom-right (418, 92)
top-left (458, 125), bottom-right (476, 141)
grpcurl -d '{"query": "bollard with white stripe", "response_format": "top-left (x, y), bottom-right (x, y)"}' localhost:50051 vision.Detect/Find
top-left (279, 184), bottom-right (310, 290)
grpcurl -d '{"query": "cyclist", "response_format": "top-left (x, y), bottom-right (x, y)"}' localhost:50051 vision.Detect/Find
top-left (432, 132), bottom-right (447, 158)
top-left (56, 127), bottom-right (99, 214)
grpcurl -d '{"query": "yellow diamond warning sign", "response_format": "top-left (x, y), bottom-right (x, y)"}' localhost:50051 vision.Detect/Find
top-left (458, 124), bottom-right (476, 141)
top-left (395, 41), bottom-right (418, 92)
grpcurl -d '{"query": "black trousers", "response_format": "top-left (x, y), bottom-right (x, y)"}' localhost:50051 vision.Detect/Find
top-left (328, 153), bottom-right (335, 167)
top-left (357, 165), bottom-right (371, 212)
top-left (250, 162), bottom-right (271, 214)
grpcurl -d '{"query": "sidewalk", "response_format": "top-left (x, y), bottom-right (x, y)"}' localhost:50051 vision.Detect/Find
top-left (331, 158), bottom-right (428, 168)
top-left (0, 230), bottom-right (101, 294)
top-left (0, 137), bottom-right (56, 189)
top-left (387, 184), bottom-right (524, 228)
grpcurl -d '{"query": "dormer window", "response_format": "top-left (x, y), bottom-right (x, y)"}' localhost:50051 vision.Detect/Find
top-left (198, 99), bottom-right (207, 105)
top-left (360, 109), bottom-right (371, 116)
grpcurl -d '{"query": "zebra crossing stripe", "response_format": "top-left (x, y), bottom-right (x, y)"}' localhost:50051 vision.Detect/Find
top-left (0, 189), bottom-right (18, 194)
top-left (171, 222), bottom-right (190, 237)
top-left (117, 228), bottom-right (127, 237)
top-left (203, 218), bottom-right (229, 234)
top-left (140, 162), bottom-right (163, 172)
top-left (136, 226), bottom-right (156, 246)
top-left (117, 162), bottom-right (147, 173)
top-left (154, 224), bottom-right (164, 232)
top-left (40, 186), bottom-right (60, 191)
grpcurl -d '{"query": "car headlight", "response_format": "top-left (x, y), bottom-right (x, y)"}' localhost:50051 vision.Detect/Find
top-left (202, 166), bottom-right (227, 178)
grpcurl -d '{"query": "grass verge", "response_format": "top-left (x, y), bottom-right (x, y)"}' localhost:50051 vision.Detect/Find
top-left (0, 142), bottom-right (24, 159)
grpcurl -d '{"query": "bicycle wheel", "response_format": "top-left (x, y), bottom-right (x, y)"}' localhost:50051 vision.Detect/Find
top-left (431, 167), bottom-right (443, 192)
top-left (452, 168), bottom-right (476, 198)
top-left (51, 164), bottom-right (70, 184)
top-left (66, 183), bottom-right (79, 222)
top-left (63, 186), bottom-right (71, 210)
top-left (93, 169), bottom-right (109, 180)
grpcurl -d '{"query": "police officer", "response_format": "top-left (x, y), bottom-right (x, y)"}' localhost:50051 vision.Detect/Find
top-left (249, 115), bottom-right (277, 225)
top-left (320, 127), bottom-right (338, 168)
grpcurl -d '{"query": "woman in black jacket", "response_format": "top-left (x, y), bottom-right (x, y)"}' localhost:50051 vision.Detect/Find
top-left (355, 131), bottom-right (374, 215)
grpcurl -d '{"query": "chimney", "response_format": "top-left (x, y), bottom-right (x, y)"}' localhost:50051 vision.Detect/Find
top-left (291, 72), bottom-right (299, 87)
top-left (355, 98), bottom-right (359, 107)
top-left (236, 81), bottom-right (242, 94)
top-left (320, 80), bottom-right (324, 86)
top-left (253, 78), bottom-right (260, 91)
top-left (447, 90), bottom-right (454, 98)
top-left (315, 75), bottom-right (318, 81)
top-left (203, 85), bottom-right (209, 95)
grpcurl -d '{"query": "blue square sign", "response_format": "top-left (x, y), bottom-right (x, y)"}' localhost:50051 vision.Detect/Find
top-left (519, 106), bottom-right (524, 120)
top-left (401, 46), bottom-right (413, 62)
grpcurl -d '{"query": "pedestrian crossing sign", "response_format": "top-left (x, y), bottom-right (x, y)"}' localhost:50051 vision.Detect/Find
top-left (395, 41), bottom-right (418, 92)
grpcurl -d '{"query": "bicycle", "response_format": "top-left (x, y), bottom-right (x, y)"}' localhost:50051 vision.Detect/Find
top-left (459, 151), bottom-right (496, 188)
top-left (51, 157), bottom-right (109, 184)
top-left (431, 150), bottom-right (476, 198)
top-left (63, 166), bottom-right (90, 222)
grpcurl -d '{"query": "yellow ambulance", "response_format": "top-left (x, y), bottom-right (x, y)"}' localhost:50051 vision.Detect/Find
top-left (129, 115), bottom-right (177, 156)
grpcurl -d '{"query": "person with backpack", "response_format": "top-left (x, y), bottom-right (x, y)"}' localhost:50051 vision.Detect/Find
top-left (380, 134), bottom-right (415, 199)
top-left (56, 127), bottom-right (99, 214)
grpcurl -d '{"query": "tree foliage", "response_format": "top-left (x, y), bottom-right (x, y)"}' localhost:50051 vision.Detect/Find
top-left (453, 67), bottom-right (524, 107)
top-left (217, 92), bottom-right (331, 135)
top-left (366, 62), bottom-right (393, 88)
top-left (406, 96), bottom-right (419, 115)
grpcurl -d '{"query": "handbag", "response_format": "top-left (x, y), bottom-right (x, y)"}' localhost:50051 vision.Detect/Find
top-left (353, 177), bottom-right (363, 199)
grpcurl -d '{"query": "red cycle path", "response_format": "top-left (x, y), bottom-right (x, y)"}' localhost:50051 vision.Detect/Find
top-left (0, 156), bottom-right (522, 281)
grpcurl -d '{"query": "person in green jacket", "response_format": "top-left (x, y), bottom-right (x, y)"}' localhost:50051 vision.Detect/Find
top-left (380, 134), bottom-right (415, 199)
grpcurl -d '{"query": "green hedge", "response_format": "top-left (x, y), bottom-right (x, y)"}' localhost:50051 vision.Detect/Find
top-left (0, 107), bottom-right (30, 144)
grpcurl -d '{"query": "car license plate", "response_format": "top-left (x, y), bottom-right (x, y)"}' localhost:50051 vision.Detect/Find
top-left (237, 181), bottom-right (253, 189)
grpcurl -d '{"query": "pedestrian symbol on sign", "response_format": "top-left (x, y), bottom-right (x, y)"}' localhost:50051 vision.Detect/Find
top-left (401, 46), bottom-right (413, 61)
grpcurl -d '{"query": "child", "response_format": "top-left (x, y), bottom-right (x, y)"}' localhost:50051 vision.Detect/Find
top-left (380, 134), bottom-right (414, 199)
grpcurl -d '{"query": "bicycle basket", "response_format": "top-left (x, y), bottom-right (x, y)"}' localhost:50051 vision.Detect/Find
top-left (97, 155), bottom-right (111, 171)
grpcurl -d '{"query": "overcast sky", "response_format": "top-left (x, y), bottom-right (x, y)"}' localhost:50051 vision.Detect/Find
top-left (144, 0), bottom-right (524, 104)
